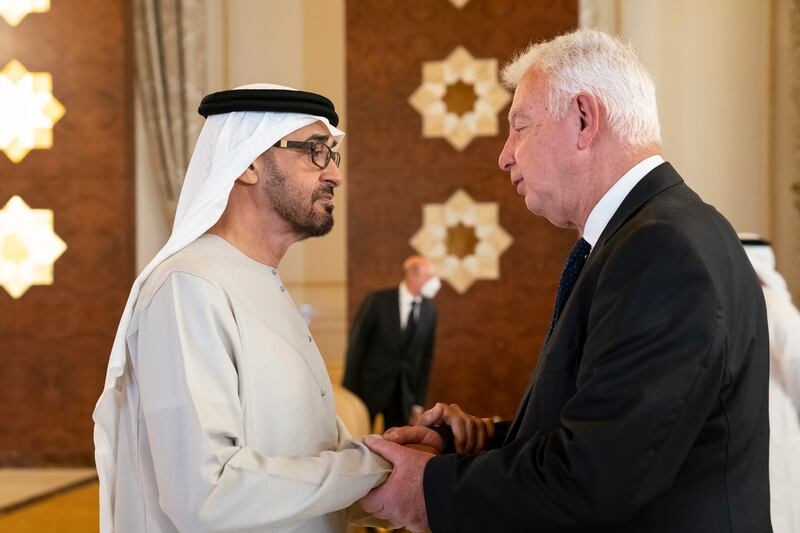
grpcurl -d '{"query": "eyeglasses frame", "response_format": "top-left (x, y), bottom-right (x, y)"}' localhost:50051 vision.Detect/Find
top-left (272, 140), bottom-right (341, 169)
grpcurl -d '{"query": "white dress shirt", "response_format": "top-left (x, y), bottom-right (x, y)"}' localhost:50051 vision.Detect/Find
top-left (582, 155), bottom-right (665, 249)
top-left (399, 281), bottom-right (422, 330)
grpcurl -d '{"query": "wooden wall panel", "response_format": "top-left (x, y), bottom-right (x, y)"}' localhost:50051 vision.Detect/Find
top-left (346, 0), bottom-right (577, 418)
top-left (0, 1), bottom-right (133, 465)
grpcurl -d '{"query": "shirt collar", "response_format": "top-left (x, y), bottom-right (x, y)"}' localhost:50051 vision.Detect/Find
top-left (399, 282), bottom-right (420, 304)
top-left (582, 155), bottom-right (665, 248)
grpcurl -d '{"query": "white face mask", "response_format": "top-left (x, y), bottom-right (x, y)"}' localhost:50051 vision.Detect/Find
top-left (419, 276), bottom-right (441, 299)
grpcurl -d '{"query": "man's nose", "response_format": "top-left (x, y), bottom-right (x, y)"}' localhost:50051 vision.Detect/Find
top-left (323, 161), bottom-right (343, 188)
top-left (498, 138), bottom-right (515, 171)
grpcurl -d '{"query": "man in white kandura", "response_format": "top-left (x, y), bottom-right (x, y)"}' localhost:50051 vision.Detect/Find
top-left (92, 84), bottom-right (390, 532)
top-left (741, 235), bottom-right (800, 533)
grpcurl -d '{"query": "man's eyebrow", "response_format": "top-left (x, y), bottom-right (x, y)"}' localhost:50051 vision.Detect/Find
top-left (306, 133), bottom-right (338, 148)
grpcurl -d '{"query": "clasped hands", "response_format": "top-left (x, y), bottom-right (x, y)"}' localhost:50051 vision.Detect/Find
top-left (360, 403), bottom-right (493, 532)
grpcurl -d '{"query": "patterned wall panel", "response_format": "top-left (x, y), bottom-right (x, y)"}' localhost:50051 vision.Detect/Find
top-left (346, 0), bottom-right (578, 419)
top-left (0, 0), bottom-right (133, 465)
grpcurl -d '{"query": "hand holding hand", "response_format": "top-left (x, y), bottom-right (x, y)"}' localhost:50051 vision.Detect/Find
top-left (361, 436), bottom-right (433, 532)
top-left (384, 424), bottom-right (447, 454)
top-left (416, 402), bottom-right (494, 454)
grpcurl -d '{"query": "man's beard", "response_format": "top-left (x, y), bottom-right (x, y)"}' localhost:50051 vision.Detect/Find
top-left (263, 156), bottom-right (334, 239)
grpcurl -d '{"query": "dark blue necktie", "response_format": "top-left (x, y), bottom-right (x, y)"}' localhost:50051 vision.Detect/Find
top-left (546, 238), bottom-right (591, 342)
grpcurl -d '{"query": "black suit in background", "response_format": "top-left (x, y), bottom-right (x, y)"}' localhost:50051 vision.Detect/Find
top-left (343, 288), bottom-right (437, 428)
top-left (424, 164), bottom-right (772, 532)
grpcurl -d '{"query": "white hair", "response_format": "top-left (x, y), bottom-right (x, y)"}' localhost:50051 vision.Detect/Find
top-left (502, 29), bottom-right (661, 147)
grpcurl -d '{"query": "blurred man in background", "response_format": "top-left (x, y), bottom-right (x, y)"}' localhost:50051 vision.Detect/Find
top-left (343, 256), bottom-right (440, 429)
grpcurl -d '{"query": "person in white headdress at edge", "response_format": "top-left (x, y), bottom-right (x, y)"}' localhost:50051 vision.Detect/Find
top-left (92, 84), bottom-right (391, 532)
top-left (741, 234), bottom-right (800, 533)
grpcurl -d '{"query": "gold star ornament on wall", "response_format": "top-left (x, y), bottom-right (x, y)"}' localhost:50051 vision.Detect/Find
top-left (410, 190), bottom-right (512, 294)
top-left (0, 195), bottom-right (67, 298)
top-left (409, 46), bottom-right (511, 150)
top-left (0, 59), bottom-right (66, 163)
top-left (0, 0), bottom-right (50, 26)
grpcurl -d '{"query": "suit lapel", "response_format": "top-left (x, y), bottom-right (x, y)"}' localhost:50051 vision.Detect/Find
top-left (592, 162), bottom-right (683, 258)
top-left (507, 163), bottom-right (684, 444)
top-left (405, 298), bottom-right (430, 345)
top-left (415, 298), bottom-right (431, 331)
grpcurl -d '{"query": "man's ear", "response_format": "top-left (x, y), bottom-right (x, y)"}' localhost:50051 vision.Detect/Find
top-left (237, 161), bottom-right (260, 185)
top-left (575, 92), bottom-right (600, 150)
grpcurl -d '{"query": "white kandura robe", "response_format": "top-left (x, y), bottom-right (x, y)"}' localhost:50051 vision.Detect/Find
top-left (764, 286), bottom-right (800, 533)
top-left (769, 378), bottom-right (800, 533)
top-left (113, 234), bottom-right (390, 532)
top-left (764, 286), bottom-right (800, 416)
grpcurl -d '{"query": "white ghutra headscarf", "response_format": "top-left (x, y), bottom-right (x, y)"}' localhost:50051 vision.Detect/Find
top-left (92, 83), bottom-right (344, 532)
top-left (739, 232), bottom-right (791, 301)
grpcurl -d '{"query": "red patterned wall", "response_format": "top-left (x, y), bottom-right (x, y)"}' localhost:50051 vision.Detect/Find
top-left (0, 1), bottom-right (133, 465)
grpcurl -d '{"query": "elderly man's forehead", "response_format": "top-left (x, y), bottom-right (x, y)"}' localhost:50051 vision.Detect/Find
top-left (405, 256), bottom-right (434, 273)
top-left (508, 73), bottom-right (549, 120)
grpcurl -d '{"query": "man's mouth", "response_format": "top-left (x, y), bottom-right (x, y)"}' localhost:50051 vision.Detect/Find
top-left (314, 191), bottom-right (334, 214)
top-left (313, 185), bottom-right (335, 204)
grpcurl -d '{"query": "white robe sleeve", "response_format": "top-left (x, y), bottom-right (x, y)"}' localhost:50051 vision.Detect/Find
top-left (333, 419), bottom-right (398, 530)
top-left (766, 291), bottom-right (800, 417)
top-left (133, 271), bottom-right (390, 531)
top-left (768, 378), bottom-right (800, 532)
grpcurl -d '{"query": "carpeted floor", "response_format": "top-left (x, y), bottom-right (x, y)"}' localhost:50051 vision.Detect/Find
top-left (0, 481), bottom-right (99, 533)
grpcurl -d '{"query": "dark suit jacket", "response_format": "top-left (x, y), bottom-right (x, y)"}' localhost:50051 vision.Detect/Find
top-left (342, 287), bottom-right (437, 419)
top-left (424, 164), bottom-right (771, 532)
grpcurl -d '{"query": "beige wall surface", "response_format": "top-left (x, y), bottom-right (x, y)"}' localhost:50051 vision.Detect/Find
top-left (582, 0), bottom-right (771, 237)
top-left (771, 0), bottom-right (800, 298)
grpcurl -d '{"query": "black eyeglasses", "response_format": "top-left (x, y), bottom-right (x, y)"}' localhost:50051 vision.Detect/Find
top-left (272, 140), bottom-right (341, 169)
